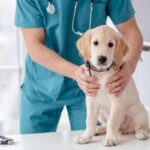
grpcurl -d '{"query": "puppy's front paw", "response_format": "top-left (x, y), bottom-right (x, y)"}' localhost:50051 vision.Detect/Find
top-left (75, 135), bottom-right (91, 144)
top-left (102, 135), bottom-right (118, 147)
top-left (135, 129), bottom-right (149, 140)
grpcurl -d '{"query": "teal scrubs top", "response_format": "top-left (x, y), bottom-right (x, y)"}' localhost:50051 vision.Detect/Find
top-left (15, 0), bottom-right (135, 105)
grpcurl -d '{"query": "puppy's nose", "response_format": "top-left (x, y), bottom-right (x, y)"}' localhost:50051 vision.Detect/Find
top-left (98, 56), bottom-right (107, 64)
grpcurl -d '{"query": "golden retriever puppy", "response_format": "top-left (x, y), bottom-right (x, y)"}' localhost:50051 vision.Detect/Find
top-left (76, 25), bottom-right (149, 146)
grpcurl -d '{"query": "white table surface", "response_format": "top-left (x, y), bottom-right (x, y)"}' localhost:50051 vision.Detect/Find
top-left (0, 131), bottom-right (150, 150)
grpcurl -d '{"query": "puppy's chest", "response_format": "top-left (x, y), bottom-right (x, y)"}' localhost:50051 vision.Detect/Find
top-left (92, 69), bottom-right (114, 89)
top-left (92, 70), bottom-right (114, 109)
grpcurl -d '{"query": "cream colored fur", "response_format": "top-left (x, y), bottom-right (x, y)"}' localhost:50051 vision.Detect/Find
top-left (76, 26), bottom-right (149, 146)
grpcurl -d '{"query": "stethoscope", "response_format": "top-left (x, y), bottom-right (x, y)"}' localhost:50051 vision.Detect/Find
top-left (46, 0), bottom-right (56, 15)
top-left (46, 0), bottom-right (94, 36)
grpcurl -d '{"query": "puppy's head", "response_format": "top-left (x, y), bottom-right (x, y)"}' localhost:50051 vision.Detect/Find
top-left (77, 25), bottom-right (129, 69)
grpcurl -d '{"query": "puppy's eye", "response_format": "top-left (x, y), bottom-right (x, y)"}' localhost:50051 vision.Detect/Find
top-left (108, 42), bottom-right (114, 48)
top-left (93, 41), bottom-right (99, 46)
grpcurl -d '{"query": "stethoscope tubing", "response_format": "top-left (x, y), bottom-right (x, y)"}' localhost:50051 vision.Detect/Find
top-left (72, 0), bottom-right (93, 36)
top-left (47, 0), bottom-right (94, 36)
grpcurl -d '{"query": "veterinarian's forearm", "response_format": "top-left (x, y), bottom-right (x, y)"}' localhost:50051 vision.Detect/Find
top-left (117, 17), bottom-right (143, 73)
top-left (21, 28), bottom-right (79, 80)
top-left (123, 27), bottom-right (143, 72)
top-left (28, 43), bottom-right (79, 80)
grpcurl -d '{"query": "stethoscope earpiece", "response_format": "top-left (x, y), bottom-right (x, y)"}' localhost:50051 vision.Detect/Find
top-left (46, 1), bottom-right (56, 14)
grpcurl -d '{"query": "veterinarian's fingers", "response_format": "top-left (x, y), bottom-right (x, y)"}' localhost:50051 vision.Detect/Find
top-left (77, 67), bottom-right (99, 86)
top-left (107, 63), bottom-right (127, 84)
top-left (80, 82), bottom-right (99, 93)
top-left (81, 86), bottom-right (98, 96)
top-left (106, 74), bottom-right (124, 88)
top-left (113, 65), bottom-right (120, 70)
top-left (80, 80), bottom-right (100, 90)
top-left (106, 76), bottom-right (125, 89)
top-left (113, 86), bottom-right (126, 96)
top-left (80, 74), bottom-right (99, 84)
top-left (86, 93), bottom-right (96, 97)
top-left (78, 79), bottom-right (100, 94)
top-left (78, 67), bottom-right (99, 83)
top-left (86, 90), bottom-right (98, 96)
top-left (82, 89), bottom-right (95, 97)
top-left (109, 82), bottom-right (127, 95)
top-left (114, 91), bottom-right (124, 96)
top-left (86, 90), bottom-right (98, 97)
top-left (106, 71), bottom-right (124, 85)
top-left (81, 64), bottom-right (89, 72)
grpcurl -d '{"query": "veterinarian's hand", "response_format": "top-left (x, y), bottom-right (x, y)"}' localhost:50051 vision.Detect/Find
top-left (76, 64), bottom-right (100, 97)
top-left (106, 62), bottom-right (134, 96)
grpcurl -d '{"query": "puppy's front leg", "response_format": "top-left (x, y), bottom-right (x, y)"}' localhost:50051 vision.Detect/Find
top-left (103, 95), bottom-right (125, 147)
top-left (76, 96), bottom-right (99, 144)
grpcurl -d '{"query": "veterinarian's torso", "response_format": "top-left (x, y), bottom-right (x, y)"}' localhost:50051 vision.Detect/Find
top-left (15, 0), bottom-right (135, 104)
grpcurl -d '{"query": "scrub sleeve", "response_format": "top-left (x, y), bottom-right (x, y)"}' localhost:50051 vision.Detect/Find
top-left (107, 0), bottom-right (135, 25)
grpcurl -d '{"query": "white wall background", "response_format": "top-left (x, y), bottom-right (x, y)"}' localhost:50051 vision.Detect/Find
top-left (132, 0), bottom-right (150, 42)
top-left (132, 0), bottom-right (150, 108)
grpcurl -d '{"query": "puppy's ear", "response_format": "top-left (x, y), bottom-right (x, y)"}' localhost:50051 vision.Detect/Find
top-left (77, 30), bottom-right (92, 60)
top-left (114, 33), bottom-right (129, 66)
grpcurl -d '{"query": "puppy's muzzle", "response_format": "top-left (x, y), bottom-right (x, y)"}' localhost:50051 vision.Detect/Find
top-left (97, 56), bottom-right (107, 65)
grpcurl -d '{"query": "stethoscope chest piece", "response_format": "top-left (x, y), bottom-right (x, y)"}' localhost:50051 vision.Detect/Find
top-left (47, 2), bottom-right (56, 14)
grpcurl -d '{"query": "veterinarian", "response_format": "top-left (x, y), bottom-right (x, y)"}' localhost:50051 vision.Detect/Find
top-left (15, 0), bottom-right (143, 134)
